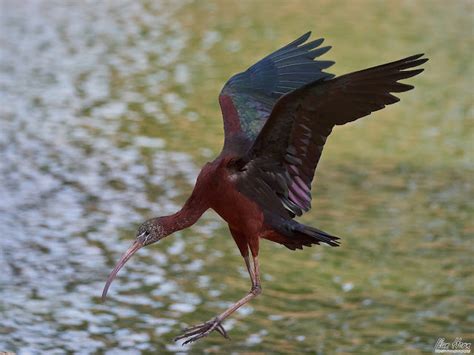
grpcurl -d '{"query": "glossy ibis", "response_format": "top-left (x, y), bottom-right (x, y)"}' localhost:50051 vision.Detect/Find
top-left (102, 32), bottom-right (428, 344)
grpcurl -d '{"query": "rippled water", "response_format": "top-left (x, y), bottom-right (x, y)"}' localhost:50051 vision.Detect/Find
top-left (1, 1), bottom-right (472, 353)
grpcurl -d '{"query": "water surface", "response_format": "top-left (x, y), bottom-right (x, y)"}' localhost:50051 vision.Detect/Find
top-left (0, 0), bottom-right (472, 353)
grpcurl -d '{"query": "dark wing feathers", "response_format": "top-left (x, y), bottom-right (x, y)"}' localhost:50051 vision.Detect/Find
top-left (220, 32), bottom-right (334, 141)
top-left (238, 54), bottom-right (428, 217)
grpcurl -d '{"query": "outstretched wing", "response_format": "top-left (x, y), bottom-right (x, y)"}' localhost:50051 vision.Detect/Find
top-left (219, 32), bottom-right (334, 144)
top-left (236, 54), bottom-right (428, 217)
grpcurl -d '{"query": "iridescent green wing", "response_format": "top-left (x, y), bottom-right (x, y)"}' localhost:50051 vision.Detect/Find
top-left (219, 32), bottom-right (334, 142)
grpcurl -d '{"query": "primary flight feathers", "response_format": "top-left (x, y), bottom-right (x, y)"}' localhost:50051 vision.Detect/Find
top-left (220, 33), bottom-right (428, 218)
top-left (220, 31), bottom-right (335, 140)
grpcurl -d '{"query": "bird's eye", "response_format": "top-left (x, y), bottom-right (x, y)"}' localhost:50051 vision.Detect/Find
top-left (137, 230), bottom-right (149, 242)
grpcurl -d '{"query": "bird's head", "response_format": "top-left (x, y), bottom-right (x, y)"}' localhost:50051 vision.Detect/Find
top-left (136, 217), bottom-right (167, 246)
top-left (102, 217), bottom-right (169, 301)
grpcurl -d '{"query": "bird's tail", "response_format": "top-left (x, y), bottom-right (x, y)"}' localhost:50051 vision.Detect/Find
top-left (268, 220), bottom-right (341, 250)
top-left (295, 223), bottom-right (341, 247)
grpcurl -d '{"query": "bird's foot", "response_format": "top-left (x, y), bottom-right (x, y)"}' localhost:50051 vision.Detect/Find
top-left (174, 317), bottom-right (229, 345)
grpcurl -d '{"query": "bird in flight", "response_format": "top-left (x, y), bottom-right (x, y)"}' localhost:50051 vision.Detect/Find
top-left (102, 32), bottom-right (428, 344)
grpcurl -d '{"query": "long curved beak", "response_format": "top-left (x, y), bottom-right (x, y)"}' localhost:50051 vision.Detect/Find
top-left (102, 240), bottom-right (143, 301)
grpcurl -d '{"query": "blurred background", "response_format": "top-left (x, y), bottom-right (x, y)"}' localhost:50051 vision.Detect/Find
top-left (0, 0), bottom-right (472, 353)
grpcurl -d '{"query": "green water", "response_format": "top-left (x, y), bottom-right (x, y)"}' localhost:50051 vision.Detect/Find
top-left (1, 0), bottom-right (472, 353)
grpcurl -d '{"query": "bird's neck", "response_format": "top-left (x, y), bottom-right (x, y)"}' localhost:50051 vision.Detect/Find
top-left (160, 190), bottom-right (209, 235)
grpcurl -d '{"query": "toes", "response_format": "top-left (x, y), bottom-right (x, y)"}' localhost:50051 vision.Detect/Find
top-left (174, 319), bottom-right (228, 344)
top-left (174, 326), bottom-right (207, 341)
top-left (174, 322), bottom-right (211, 342)
top-left (181, 322), bottom-right (207, 332)
top-left (215, 324), bottom-right (225, 338)
top-left (216, 323), bottom-right (229, 339)
top-left (182, 330), bottom-right (210, 345)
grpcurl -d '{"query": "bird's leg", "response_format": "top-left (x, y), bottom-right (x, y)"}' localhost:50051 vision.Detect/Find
top-left (244, 254), bottom-right (255, 281)
top-left (175, 255), bottom-right (261, 345)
